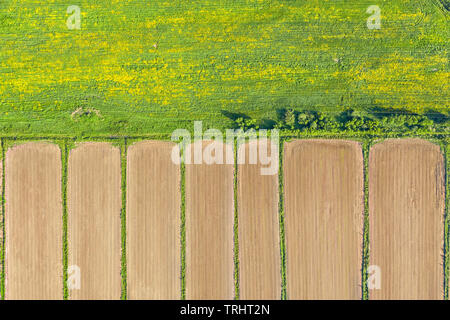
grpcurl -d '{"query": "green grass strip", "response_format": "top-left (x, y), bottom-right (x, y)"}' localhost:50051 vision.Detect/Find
top-left (361, 140), bottom-right (371, 300)
top-left (0, 138), bottom-right (5, 299)
top-left (278, 137), bottom-right (287, 300)
top-left (180, 150), bottom-right (186, 300)
top-left (443, 141), bottom-right (449, 300)
top-left (120, 138), bottom-right (128, 300)
top-left (61, 141), bottom-right (69, 299)
top-left (233, 138), bottom-right (240, 300)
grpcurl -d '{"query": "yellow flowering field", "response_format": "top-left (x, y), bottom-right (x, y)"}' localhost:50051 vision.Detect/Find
top-left (0, 0), bottom-right (448, 135)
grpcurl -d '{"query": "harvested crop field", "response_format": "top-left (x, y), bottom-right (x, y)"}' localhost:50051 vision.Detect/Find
top-left (126, 141), bottom-right (181, 300)
top-left (369, 139), bottom-right (445, 300)
top-left (237, 139), bottom-right (280, 299)
top-left (185, 141), bottom-right (235, 300)
top-left (5, 142), bottom-right (63, 299)
top-left (67, 143), bottom-right (122, 300)
top-left (284, 140), bottom-right (364, 300)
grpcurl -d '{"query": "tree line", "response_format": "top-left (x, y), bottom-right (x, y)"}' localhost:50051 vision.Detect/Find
top-left (231, 108), bottom-right (449, 135)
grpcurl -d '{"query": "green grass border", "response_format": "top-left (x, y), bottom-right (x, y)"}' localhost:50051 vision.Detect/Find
top-left (278, 137), bottom-right (287, 300)
top-left (180, 149), bottom-right (186, 300)
top-left (0, 127), bottom-right (445, 142)
top-left (361, 140), bottom-right (372, 300)
top-left (120, 138), bottom-right (128, 300)
top-left (61, 139), bottom-right (76, 300)
top-left (233, 138), bottom-right (240, 300)
top-left (443, 140), bottom-right (449, 299)
top-left (60, 141), bottom-right (69, 299)
top-left (0, 138), bottom-right (5, 300)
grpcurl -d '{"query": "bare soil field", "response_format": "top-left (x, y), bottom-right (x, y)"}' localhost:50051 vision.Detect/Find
top-left (67, 143), bottom-right (122, 300)
top-left (369, 139), bottom-right (445, 300)
top-left (238, 139), bottom-right (280, 299)
top-left (126, 141), bottom-right (181, 299)
top-left (185, 141), bottom-right (234, 299)
top-left (5, 142), bottom-right (63, 299)
top-left (284, 139), bottom-right (364, 300)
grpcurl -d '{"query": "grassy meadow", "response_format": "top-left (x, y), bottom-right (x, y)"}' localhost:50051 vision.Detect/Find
top-left (0, 0), bottom-right (448, 136)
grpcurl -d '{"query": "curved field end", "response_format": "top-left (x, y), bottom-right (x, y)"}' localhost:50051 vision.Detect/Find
top-left (68, 143), bottom-right (122, 300)
top-left (126, 141), bottom-right (181, 299)
top-left (237, 139), bottom-right (280, 299)
top-left (5, 142), bottom-right (62, 299)
top-left (185, 141), bottom-right (234, 299)
top-left (284, 140), bottom-right (364, 300)
top-left (369, 139), bottom-right (445, 300)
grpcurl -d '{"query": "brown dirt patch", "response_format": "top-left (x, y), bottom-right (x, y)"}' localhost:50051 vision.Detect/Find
top-left (284, 139), bottom-right (364, 299)
top-left (126, 141), bottom-right (181, 299)
top-left (67, 142), bottom-right (122, 300)
top-left (5, 142), bottom-right (63, 299)
top-left (369, 139), bottom-right (445, 300)
top-left (185, 141), bottom-right (235, 299)
top-left (238, 139), bottom-right (281, 299)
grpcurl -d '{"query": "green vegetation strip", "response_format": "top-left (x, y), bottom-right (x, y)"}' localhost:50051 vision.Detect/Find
top-left (361, 140), bottom-right (372, 300)
top-left (444, 140), bottom-right (449, 300)
top-left (0, 138), bottom-right (5, 299)
top-left (278, 137), bottom-right (287, 300)
top-left (120, 139), bottom-right (128, 300)
top-left (180, 150), bottom-right (186, 300)
top-left (236, 108), bottom-right (448, 137)
top-left (233, 139), bottom-right (240, 300)
top-left (61, 141), bottom-right (69, 299)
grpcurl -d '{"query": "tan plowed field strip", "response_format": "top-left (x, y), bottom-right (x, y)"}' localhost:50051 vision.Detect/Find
top-left (369, 139), bottom-right (445, 300)
top-left (126, 141), bottom-right (181, 299)
top-left (185, 141), bottom-right (234, 299)
top-left (238, 139), bottom-right (280, 299)
top-left (5, 143), bottom-right (63, 299)
top-left (68, 143), bottom-right (122, 300)
top-left (284, 140), bottom-right (364, 300)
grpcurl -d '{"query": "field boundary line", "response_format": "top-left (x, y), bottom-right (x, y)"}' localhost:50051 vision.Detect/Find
top-left (120, 138), bottom-right (128, 300)
top-left (233, 138), bottom-right (240, 300)
top-left (0, 138), bottom-right (5, 299)
top-left (61, 141), bottom-right (69, 299)
top-left (0, 130), bottom-right (447, 141)
top-left (278, 138), bottom-right (287, 300)
top-left (361, 140), bottom-right (372, 300)
top-left (0, 132), bottom-right (446, 144)
top-left (443, 140), bottom-right (449, 299)
top-left (180, 148), bottom-right (186, 300)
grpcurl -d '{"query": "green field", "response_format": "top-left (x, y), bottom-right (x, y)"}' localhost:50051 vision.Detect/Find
top-left (0, 0), bottom-right (448, 136)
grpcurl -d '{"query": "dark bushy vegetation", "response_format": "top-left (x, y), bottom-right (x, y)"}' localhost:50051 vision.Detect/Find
top-left (232, 108), bottom-right (449, 135)
top-left (438, 0), bottom-right (450, 11)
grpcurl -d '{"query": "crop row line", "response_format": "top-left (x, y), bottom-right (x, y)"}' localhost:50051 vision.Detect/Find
top-left (1, 139), bottom-right (5, 300)
top-left (443, 141), bottom-right (449, 300)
